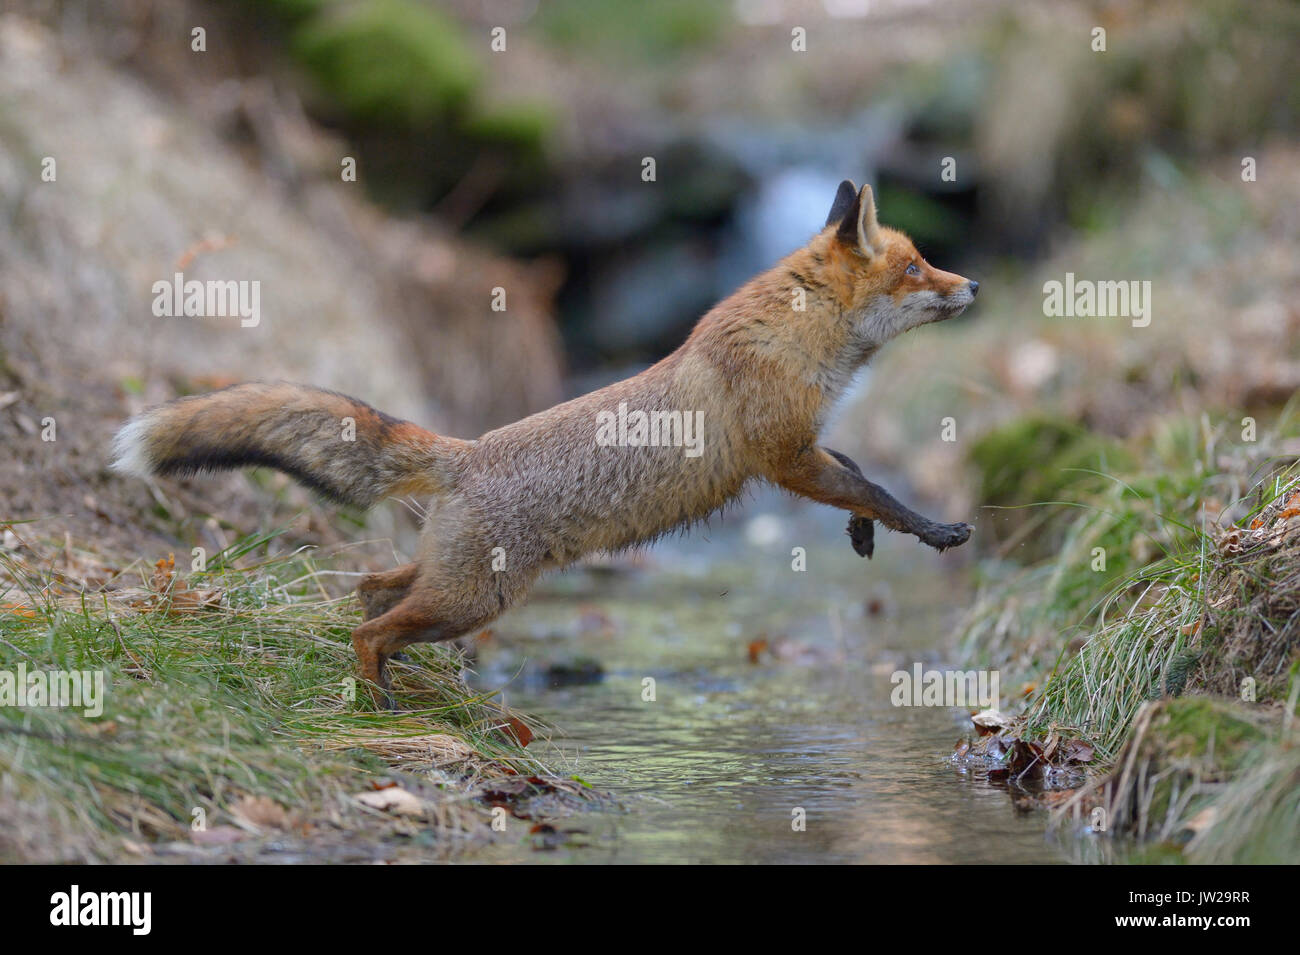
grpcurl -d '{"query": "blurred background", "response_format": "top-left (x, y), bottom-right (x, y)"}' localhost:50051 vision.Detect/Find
top-left (0, 0), bottom-right (1297, 560)
top-left (2, 0), bottom-right (1298, 866)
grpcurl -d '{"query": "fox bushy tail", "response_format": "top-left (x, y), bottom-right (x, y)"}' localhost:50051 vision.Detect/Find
top-left (111, 382), bottom-right (465, 508)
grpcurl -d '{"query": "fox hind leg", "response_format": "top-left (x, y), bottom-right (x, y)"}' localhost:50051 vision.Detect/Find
top-left (350, 581), bottom-right (502, 710)
top-left (351, 602), bottom-right (449, 710)
top-left (357, 563), bottom-right (419, 621)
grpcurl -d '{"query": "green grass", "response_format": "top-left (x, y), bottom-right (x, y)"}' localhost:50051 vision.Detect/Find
top-left (0, 534), bottom-right (551, 862)
top-left (958, 408), bottom-right (1300, 861)
top-left (1023, 457), bottom-right (1298, 754)
top-left (961, 415), bottom-right (1232, 686)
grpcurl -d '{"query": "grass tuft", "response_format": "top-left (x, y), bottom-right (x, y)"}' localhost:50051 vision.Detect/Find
top-left (0, 533), bottom-right (561, 862)
top-left (958, 410), bottom-right (1300, 861)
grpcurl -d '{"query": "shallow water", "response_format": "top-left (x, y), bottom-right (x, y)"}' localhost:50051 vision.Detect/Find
top-left (468, 492), bottom-right (1064, 864)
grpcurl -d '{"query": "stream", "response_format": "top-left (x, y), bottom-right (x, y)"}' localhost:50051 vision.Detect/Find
top-left (469, 488), bottom-right (1064, 864)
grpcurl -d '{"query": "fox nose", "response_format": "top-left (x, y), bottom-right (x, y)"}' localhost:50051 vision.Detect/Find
top-left (968, 280), bottom-right (980, 297)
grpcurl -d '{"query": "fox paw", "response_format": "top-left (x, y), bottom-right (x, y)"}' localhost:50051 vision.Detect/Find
top-left (847, 515), bottom-right (875, 559)
top-left (920, 521), bottom-right (972, 552)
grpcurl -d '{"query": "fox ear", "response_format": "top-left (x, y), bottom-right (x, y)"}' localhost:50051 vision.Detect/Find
top-left (836, 183), bottom-right (882, 256)
top-left (825, 179), bottom-right (858, 228)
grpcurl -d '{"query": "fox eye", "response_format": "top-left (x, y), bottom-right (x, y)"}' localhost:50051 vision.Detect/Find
top-left (906, 262), bottom-right (921, 276)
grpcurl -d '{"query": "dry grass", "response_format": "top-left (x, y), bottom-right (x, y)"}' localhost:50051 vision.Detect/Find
top-left (0, 529), bottom-right (587, 863)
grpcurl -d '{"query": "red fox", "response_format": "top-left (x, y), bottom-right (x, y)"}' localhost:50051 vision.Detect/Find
top-left (113, 181), bottom-right (977, 701)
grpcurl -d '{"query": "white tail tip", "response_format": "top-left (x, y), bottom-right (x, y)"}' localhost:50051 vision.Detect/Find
top-left (110, 417), bottom-right (155, 478)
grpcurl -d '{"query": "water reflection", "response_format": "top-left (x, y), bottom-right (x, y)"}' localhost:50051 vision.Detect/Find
top-left (468, 490), bottom-right (1064, 864)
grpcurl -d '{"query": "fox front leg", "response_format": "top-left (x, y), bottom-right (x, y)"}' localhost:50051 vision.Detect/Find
top-left (824, 449), bottom-right (875, 558)
top-left (781, 447), bottom-right (972, 553)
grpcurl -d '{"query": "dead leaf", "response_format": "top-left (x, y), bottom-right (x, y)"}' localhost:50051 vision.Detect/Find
top-left (501, 715), bottom-right (533, 748)
top-left (355, 786), bottom-right (427, 817)
top-left (971, 708), bottom-right (1014, 735)
top-left (229, 795), bottom-right (292, 831)
top-left (143, 553), bottom-right (222, 615)
top-left (1061, 739), bottom-right (1095, 764)
top-left (476, 774), bottom-right (586, 811)
top-left (1005, 738), bottom-right (1046, 779)
top-left (1041, 732), bottom-right (1060, 762)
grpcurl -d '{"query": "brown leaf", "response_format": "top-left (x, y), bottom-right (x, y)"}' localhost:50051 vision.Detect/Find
top-left (1041, 733), bottom-right (1060, 763)
top-left (144, 553), bottom-right (221, 615)
top-left (502, 715), bottom-right (533, 748)
top-left (229, 795), bottom-right (292, 831)
top-left (1061, 739), bottom-right (1095, 764)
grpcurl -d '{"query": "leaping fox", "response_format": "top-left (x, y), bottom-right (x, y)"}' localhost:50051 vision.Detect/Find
top-left (113, 180), bottom-right (978, 700)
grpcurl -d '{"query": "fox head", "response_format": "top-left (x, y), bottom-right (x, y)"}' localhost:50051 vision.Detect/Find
top-left (817, 179), bottom-right (977, 351)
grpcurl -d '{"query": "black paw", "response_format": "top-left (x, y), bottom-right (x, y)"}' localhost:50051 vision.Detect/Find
top-left (921, 521), bottom-right (972, 552)
top-left (847, 515), bottom-right (875, 559)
